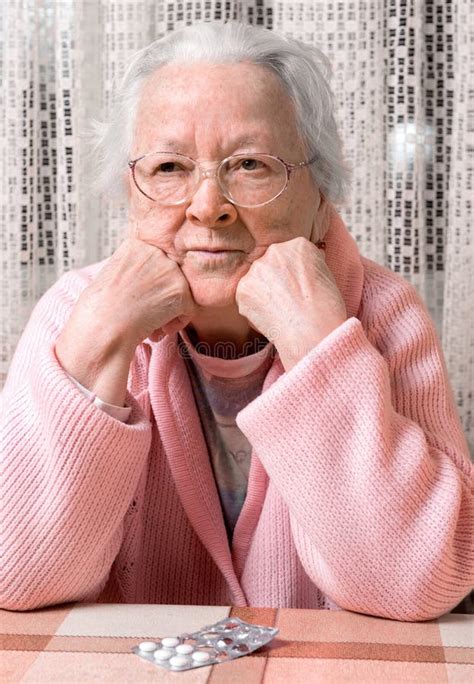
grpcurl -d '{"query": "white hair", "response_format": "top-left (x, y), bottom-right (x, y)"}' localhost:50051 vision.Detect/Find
top-left (90, 21), bottom-right (350, 205)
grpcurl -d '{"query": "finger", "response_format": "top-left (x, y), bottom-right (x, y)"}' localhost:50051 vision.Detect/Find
top-left (149, 328), bottom-right (165, 342)
top-left (163, 250), bottom-right (182, 265)
top-left (162, 315), bottom-right (192, 336)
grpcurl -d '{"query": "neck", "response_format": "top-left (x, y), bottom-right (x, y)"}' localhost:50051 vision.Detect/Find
top-left (186, 305), bottom-right (268, 359)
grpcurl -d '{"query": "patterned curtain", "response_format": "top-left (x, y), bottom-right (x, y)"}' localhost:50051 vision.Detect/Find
top-left (1, 0), bottom-right (472, 455)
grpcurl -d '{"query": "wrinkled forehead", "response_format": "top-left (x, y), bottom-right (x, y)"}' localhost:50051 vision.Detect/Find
top-left (131, 61), bottom-right (304, 157)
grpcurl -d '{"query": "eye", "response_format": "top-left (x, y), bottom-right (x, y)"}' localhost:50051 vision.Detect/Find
top-left (156, 162), bottom-right (181, 173)
top-left (239, 158), bottom-right (264, 171)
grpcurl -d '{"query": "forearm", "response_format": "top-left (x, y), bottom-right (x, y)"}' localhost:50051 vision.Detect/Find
top-left (54, 321), bottom-right (136, 407)
top-left (275, 315), bottom-right (346, 371)
top-left (1, 305), bottom-right (152, 609)
top-left (237, 318), bottom-right (474, 620)
top-left (1, 368), bottom-right (152, 610)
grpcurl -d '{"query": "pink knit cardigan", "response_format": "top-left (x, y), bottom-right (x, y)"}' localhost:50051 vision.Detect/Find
top-left (1, 212), bottom-right (473, 621)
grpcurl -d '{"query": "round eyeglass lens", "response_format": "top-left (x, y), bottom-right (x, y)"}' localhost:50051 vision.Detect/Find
top-left (133, 153), bottom-right (197, 205)
top-left (133, 153), bottom-right (288, 207)
top-left (218, 154), bottom-right (287, 207)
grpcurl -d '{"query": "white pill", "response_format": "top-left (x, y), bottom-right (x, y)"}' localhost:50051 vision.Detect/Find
top-left (175, 644), bottom-right (194, 655)
top-left (169, 655), bottom-right (191, 669)
top-left (217, 637), bottom-right (233, 648)
top-left (192, 650), bottom-right (211, 663)
top-left (161, 637), bottom-right (180, 648)
top-left (154, 649), bottom-right (172, 661)
top-left (138, 641), bottom-right (157, 652)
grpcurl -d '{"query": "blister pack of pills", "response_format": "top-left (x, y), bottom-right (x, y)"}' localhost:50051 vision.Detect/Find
top-left (133, 616), bottom-right (278, 671)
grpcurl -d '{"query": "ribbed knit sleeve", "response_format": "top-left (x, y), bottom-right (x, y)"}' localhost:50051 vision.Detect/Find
top-left (236, 269), bottom-right (473, 622)
top-left (0, 271), bottom-right (152, 610)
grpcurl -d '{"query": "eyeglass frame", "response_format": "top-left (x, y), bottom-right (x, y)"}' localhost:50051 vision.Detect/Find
top-left (128, 151), bottom-right (318, 208)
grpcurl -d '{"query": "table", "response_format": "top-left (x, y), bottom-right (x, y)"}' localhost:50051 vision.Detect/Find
top-left (1, 604), bottom-right (473, 682)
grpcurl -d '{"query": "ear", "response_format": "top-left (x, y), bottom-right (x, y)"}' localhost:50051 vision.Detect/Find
top-left (126, 169), bottom-right (134, 205)
top-left (127, 174), bottom-right (140, 234)
top-left (310, 192), bottom-right (329, 243)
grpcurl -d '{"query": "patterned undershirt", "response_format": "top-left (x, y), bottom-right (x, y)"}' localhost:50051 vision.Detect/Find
top-left (178, 328), bottom-right (275, 542)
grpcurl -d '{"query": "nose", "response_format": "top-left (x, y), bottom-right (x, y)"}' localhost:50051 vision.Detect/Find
top-left (185, 176), bottom-right (238, 228)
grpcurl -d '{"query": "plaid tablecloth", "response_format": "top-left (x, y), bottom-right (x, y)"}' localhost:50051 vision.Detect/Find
top-left (1, 604), bottom-right (473, 682)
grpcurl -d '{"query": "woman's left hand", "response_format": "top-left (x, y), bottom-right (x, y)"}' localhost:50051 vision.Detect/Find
top-left (235, 237), bottom-right (347, 370)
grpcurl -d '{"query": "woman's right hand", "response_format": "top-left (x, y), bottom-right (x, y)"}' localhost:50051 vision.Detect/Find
top-left (54, 237), bottom-right (197, 405)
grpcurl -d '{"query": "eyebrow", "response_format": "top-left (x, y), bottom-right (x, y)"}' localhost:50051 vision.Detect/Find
top-left (151, 136), bottom-right (263, 151)
top-left (231, 137), bottom-right (261, 148)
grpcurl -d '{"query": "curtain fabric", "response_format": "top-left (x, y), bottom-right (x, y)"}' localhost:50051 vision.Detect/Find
top-left (1, 0), bottom-right (472, 455)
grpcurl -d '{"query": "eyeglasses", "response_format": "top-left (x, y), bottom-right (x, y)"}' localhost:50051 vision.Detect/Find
top-left (128, 152), bottom-right (316, 208)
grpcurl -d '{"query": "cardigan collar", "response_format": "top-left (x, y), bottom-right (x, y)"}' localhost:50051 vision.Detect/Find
top-left (323, 203), bottom-right (364, 320)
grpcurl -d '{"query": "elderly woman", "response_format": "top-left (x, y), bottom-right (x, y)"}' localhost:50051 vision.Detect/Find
top-left (1, 22), bottom-right (472, 620)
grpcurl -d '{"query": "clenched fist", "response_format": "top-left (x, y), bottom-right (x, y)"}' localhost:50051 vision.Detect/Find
top-left (55, 236), bottom-right (198, 406)
top-left (78, 237), bottom-right (197, 347)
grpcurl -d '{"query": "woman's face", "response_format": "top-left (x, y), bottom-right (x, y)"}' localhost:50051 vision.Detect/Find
top-left (128, 61), bottom-right (321, 308)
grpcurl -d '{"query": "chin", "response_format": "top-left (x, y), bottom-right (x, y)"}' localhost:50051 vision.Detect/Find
top-left (183, 270), bottom-right (240, 308)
